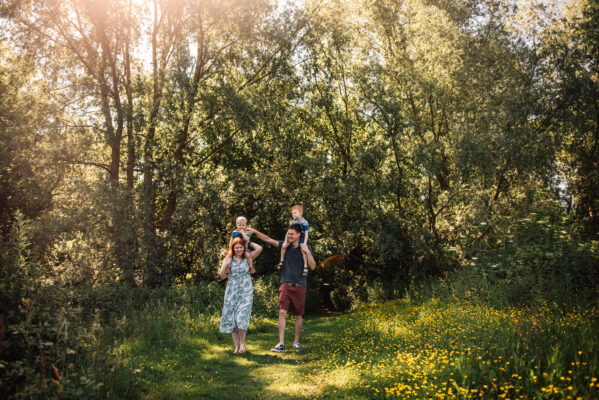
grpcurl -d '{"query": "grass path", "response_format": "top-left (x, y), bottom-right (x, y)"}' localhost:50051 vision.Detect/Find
top-left (120, 314), bottom-right (348, 400)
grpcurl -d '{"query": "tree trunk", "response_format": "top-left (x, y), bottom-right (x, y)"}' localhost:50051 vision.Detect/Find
top-left (122, 0), bottom-right (138, 286)
top-left (142, 0), bottom-right (162, 286)
top-left (161, 27), bottom-right (206, 230)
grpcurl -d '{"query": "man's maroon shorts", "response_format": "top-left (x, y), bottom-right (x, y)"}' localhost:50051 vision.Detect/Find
top-left (279, 284), bottom-right (307, 316)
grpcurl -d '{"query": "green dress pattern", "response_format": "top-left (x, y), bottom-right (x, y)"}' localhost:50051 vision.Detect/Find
top-left (219, 257), bottom-right (253, 333)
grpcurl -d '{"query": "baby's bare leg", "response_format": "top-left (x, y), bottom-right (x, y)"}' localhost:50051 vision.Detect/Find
top-left (301, 251), bottom-right (308, 276)
top-left (278, 240), bottom-right (289, 269)
top-left (245, 251), bottom-right (254, 273)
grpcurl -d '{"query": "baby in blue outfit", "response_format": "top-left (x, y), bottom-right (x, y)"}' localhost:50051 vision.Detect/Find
top-left (230, 216), bottom-right (254, 273)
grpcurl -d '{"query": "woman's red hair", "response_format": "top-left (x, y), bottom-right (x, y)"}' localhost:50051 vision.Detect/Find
top-left (227, 237), bottom-right (247, 257)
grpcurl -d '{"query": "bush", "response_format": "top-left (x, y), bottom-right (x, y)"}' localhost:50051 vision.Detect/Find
top-left (0, 212), bottom-right (103, 399)
top-left (426, 204), bottom-right (599, 306)
top-left (250, 273), bottom-right (281, 317)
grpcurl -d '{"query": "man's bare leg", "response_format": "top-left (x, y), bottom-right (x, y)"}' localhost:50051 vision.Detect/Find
top-left (294, 315), bottom-right (303, 344)
top-left (278, 309), bottom-right (287, 344)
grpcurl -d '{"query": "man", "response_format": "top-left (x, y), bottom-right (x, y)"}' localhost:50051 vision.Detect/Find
top-left (247, 224), bottom-right (316, 352)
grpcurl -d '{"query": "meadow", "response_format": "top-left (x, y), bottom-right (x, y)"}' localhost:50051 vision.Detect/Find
top-left (3, 206), bottom-right (598, 398)
top-left (67, 293), bottom-right (599, 399)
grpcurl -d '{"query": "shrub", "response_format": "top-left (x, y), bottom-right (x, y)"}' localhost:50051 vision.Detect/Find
top-left (0, 212), bottom-right (102, 399)
top-left (427, 204), bottom-right (599, 306)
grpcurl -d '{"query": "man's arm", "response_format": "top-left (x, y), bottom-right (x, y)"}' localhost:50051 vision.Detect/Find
top-left (247, 227), bottom-right (279, 247)
top-left (300, 243), bottom-right (316, 270)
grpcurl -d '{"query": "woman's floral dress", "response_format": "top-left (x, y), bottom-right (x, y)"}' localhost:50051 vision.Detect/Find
top-left (219, 257), bottom-right (253, 333)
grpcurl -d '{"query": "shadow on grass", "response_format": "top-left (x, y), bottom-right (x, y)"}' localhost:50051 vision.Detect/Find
top-left (106, 314), bottom-right (341, 399)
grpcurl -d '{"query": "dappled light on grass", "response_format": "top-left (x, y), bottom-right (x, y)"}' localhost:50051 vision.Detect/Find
top-left (202, 344), bottom-right (233, 360)
top-left (262, 381), bottom-right (320, 398)
top-left (86, 297), bottom-right (599, 399)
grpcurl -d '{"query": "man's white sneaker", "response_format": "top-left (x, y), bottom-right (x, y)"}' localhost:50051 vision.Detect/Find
top-left (271, 343), bottom-right (285, 352)
top-left (293, 342), bottom-right (300, 351)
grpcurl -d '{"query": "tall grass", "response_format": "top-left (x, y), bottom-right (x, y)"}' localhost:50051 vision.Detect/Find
top-left (0, 271), bottom-right (287, 399)
top-left (308, 298), bottom-right (599, 399)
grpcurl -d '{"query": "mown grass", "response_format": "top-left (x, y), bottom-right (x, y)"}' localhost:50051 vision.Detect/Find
top-left (89, 296), bottom-right (599, 399)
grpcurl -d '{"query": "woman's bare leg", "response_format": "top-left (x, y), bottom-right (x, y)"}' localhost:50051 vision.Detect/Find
top-left (238, 330), bottom-right (247, 353)
top-left (232, 329), bottom-right (240, 353)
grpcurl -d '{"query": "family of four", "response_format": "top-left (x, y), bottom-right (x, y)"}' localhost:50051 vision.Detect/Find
top-left (218, 205), bottom-right (316, 354)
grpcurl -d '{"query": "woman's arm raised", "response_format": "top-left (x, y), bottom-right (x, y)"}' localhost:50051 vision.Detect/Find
top-left (219, 255), bottom-right (232, 280)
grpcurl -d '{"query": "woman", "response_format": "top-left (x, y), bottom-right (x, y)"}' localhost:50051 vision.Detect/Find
top-left (219, 237), bottom-right (262, 354)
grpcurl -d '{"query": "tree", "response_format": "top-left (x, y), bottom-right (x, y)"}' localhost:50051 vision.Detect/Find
top-left (0, 42), bottom-right (64, 236)
top-left (542, 0), bottom-right (599, 232)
